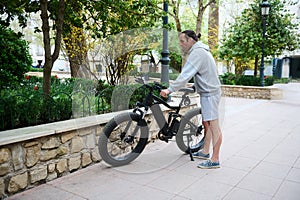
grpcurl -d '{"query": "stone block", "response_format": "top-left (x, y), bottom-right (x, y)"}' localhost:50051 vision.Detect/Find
top-left (0, 148), bottom-right (10, 164)
top-left (68, 156), bottom-right (81, 171)
top-left (24, 141), bottom-right (39, 148)
top-left (82, 152), bottom-right (92, 167)
top-left (11, 145), bottom-right (24, 171)
top-left (91, 149), bottom-right (101, 162)
top-left (30, 166), bottom-right (47, 183)
top-left (57, 145), bottom-right (68, 156)
top-left (40, 149), bottom-right (57, 161)
top-left (48, 163), bottom-right (56, 173)
top-left (46, 172), bottom-right (57, 181)
top-left (78, 127), bottom-right (93, 136)
top-left (0, 163), bottom-right (10, 176)
top-left (70, 137), bottom-right (84, 153)
top-left (25, 145), bottom-right (40, 167)
top-left (42, 137), bottom-right (60, 149)
top-left (85, 134), bottom-right (96, 149)
top-left (61, 131), bottom-right (76, 143)
top-left (56, 159), bottom-right (67, 174)
top-left (8, 172), bottom-right (28, 193)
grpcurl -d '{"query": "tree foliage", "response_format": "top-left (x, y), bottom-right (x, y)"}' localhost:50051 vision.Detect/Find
top-left (97, 28), bottom-right (161, 85)
top-left (0, 25), bottom-right (32, 89)
top-left (62, 0), bottom-right (162, 83)
top-left (0, 0), bottom-right (162, 91)
top-left (218, 0), bottom-right (300, 75)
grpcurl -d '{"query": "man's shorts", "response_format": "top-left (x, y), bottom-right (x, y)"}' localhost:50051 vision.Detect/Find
top-left (200, 92), bottom-right (221, 122)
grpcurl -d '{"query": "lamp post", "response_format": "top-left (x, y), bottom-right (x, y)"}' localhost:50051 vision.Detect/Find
top-left (259, 0), bottom-right (270, 87)
top-left (160, 1), bottom-right (170, 85)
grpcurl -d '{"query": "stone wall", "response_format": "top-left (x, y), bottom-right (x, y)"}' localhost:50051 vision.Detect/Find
top-left (0, 125), bottom-right (103, 198)
top-left (221, 85), bottom-right (283, 100)
top-left (0, 104), bottom-right (193, 199)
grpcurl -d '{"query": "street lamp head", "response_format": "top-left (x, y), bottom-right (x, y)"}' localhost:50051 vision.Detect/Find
top-left (260, 0), bottom-right (270, 16)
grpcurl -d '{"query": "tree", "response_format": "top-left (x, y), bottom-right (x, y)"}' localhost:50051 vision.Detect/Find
top-left (61, 0), bottom-right (161, 82)
top-left (0, 25), bottom-right (32, 89)
top-left (97, 28), bottom-right (161, 85)
top-left (40, 0), bottom-right (65, 95)
top-left (1, 0), bottom-right (162, 91)
top-left (82, 1), bottom-right (161, 84)
top-left (1, 0), bottom-right (67, 95)
top-left (169, 0), bottom-right (217, 34)
top-left (168, 0), bottom-right (218, 70)
top-left (208, 0), bottom-right (219, 52)
top-left (218, 0), bottom-right (300, 75)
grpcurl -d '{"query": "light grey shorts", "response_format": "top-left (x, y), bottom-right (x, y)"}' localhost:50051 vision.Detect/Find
top-left (200, 92), bottom-right (221, 121)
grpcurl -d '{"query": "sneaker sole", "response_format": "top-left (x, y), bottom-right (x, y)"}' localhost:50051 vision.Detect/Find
top-left (192, 155), bottom-right (210, 160)
top-left (197, 165), bottom-right (220, 169)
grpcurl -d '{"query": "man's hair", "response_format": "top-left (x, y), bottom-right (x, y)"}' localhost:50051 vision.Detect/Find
top-left (181, 30), bottom-right (201, 41)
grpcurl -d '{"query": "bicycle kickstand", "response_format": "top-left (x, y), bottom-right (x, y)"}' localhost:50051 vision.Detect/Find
top-left (188, 148), bottom-right (194, 161)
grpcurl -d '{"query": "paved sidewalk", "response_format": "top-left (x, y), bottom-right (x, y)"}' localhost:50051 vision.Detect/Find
top-left (7, 83), bottom-right (300, 200)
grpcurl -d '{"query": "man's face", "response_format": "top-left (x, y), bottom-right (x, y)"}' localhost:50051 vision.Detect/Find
top-left (179, 33), bottom-right (193, 53)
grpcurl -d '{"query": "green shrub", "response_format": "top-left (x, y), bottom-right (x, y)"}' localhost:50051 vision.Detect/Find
top-left (264, 76), bottom-right (274, 86)
top-left (274, 78), bottom-right (289, 84)
top-left (0, 76), bottom-right (169, 131)
top-left (220, 73), bottom-right (274, 86)
top-left (0, 75), bottom-right (76, 131)
top-left (219, 72), bottom-right (236, 85)
top-left (29, 67), bottom-right (44, 72)
top-left (236, 75), bottom-right (261, 86)
top-left (0, 25), bottom-right (32, 89)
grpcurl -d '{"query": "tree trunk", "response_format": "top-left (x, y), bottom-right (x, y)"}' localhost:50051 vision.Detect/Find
top-left (40, 0), bottom-right (52, 96)
top-left (40, 0), bottom-right (65, 95)
top-left (208, 0), bottom-right (219, 51)
top-left (196, 0), bottom-right (205, 35)
top-left (196, 0), bottom-right (216, 35)
top-left (64, 27), bottom-right (89, 78)
top-left (171, 0), bottom-right (181, 32)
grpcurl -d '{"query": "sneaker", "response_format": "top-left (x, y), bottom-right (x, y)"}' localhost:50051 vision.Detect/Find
top-left (190, 137), bottom-right (205, 152)
top-left (197, 160), bottom-right (220, 169)
top-left (192, 151), bottom-right (209, 159)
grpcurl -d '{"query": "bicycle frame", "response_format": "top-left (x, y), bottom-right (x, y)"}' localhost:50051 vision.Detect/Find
top-left (133, 83), bottom-right (197, 142)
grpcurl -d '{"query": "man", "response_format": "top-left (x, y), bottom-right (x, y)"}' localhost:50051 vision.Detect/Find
top-left (160, 30), bottom-right (222, 169)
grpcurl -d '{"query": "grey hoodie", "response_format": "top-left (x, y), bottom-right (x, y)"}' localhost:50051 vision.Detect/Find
top-left (168, 41), bottom-right (221, 97)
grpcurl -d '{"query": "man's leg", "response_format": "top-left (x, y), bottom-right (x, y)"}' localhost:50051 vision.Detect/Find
top-left (209, 119), bottom-right (222, 162)
top-left (201, 121), bottom-right (211, 155)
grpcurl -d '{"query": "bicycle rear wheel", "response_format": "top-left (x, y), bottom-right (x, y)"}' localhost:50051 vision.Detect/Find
top-left (98, 112), bottom-right (149, 167)
top-left (176, 107), bottom-right (204, 153)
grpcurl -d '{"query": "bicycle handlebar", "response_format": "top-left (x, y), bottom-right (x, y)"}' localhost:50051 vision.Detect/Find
top-left (135, 77), bottom-right (196, 95)
top-left (135, 78), bottom-right (164, 92)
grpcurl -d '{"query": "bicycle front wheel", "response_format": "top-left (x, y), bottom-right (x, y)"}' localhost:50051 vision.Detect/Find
top-left (176, 107), bottom-right (204, 153)
top-left (98, 112), bottom-right (149, 167)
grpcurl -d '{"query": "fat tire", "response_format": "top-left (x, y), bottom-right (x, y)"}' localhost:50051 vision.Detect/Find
top-left (176, 107), bottom-right (203, 153)
top-left (98, 112), bottom-right (149, 167)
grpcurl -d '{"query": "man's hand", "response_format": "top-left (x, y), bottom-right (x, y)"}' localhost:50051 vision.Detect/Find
top-left (160, 89), bottom-right (170, 98)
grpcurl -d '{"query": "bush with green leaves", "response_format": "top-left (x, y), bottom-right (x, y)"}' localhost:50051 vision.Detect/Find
top-left (0, 75), bottom-right (75, 131)
top-left (0, 25), bottom-right (32, 89)
top-left (219, 72), bottom-right (236, 85)
top-left (220, 72), bottom-right (274, 86)
top-left (1, 75), bottom-right (169, 131)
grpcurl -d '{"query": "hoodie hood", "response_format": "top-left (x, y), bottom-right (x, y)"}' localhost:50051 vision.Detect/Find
top-left (189, 41), bottom-right (210, 53)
